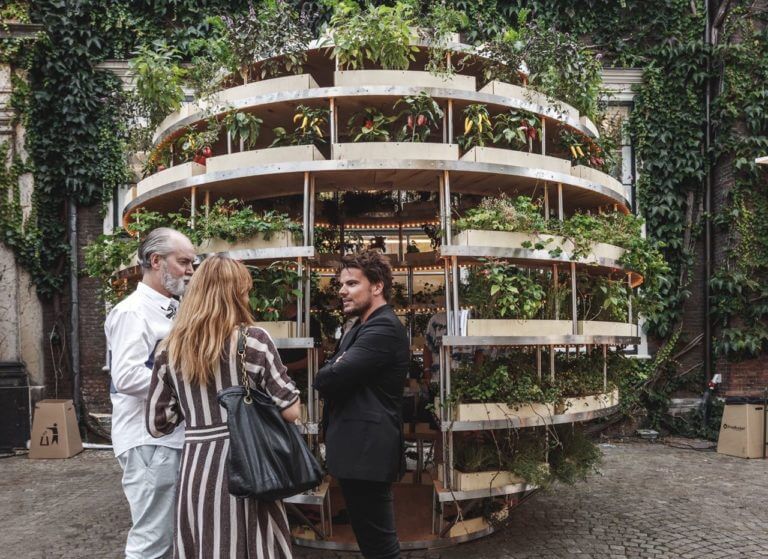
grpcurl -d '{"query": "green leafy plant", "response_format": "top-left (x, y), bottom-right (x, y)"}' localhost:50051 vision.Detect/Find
top-left (176, 119), bottom-right (221, 165)
top-left (193, 199), bottom-right (301, 245)
top-left (223, 110), bottom-right (263, 150)
top-left (493, 109), bottom-right (541, 150)
top-left (220, 1), bottom-right (313, 83)
top-left (327, 1), bottom-right (418, 70)
top-left (421, 3), bottom-right (468, 78)
top-left (465, 260), bottom-right (546, 319)
top-left (271, 104), bottom-right (328, 147)
top-left (454, 194), bottom-right (547, 234)
top-left (248, 262), bottom-right (302, 322)
top-left (393, 91), bottom-right (443, 142)
top-left (130, 40), bottom-right (186, 129)
top-left (457, 104), bottom-right (493, 150)
top-left (346, 107), bottom-right (397, 142)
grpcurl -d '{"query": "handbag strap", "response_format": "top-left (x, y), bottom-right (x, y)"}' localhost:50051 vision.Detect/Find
top-left (236, 325), bottom-right (253, 404)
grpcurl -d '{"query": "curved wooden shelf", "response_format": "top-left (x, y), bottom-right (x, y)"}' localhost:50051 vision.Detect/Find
top-left (152, 79), bottom-right (597, 147)
top-left (433, 479), bottom-right (538, 502)
top-left (441, 397), bottom-right (620, 432)
top-left (123, 157), bottom-right (630, 220)
top-left (441, 334), bottom-right (639, 346)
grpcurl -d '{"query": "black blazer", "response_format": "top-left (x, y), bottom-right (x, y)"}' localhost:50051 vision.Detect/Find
top-left (314, 304), bottom-right (409, 482)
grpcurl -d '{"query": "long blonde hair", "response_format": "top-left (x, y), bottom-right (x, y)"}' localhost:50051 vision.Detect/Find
top-left (166, 255), bottom-right (254, 385)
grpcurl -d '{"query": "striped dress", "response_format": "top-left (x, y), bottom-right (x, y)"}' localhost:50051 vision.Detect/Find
top-left (147, 326), bottom-right (300, 559)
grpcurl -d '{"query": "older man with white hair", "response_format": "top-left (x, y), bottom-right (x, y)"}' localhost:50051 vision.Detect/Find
top-left (105, 227), bottom-right (196, 559)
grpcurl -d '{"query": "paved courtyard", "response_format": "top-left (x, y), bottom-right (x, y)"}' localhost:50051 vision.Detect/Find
top-left (0, 440), bottom-right (766, 558)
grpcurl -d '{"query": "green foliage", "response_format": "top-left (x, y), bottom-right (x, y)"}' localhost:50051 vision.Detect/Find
top-left (248, 262), bottom-right (302, 321)
top-left (421, 3), bottom-right (467, 78)
top-left (271, 104), bottom-right (329, 146)
top-left (454, 194), bottom-right (547, 233)
top-left (549, 425), bottom-right (602, 484)
top-left (130, 40), bottom-right (186, 129)
top-left (465, 260), bottom-right (546, 319)
top-left (493, 109), bottom-right (540, 150)
top-left (457, 104), bottom-right (493, 150)
top-left (223, 111), bottom-right (263, 149)
top-left (192, 199), bottom-right (302, 245)
top-left (393, 91), bottom-right (443, 142)
top-left (220, 0), bottom-right (313, 83)
top-left (327, 1), bottom-right (419, 70)
top-left (346, 107), bottom-right (397, 142)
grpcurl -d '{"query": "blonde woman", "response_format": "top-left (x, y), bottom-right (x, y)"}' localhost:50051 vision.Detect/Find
top-left (146, 255), bottom-right (300, 558)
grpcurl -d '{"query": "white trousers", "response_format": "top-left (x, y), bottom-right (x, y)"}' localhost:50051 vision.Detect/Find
top-left (117, 445), bottom-right (181, 559)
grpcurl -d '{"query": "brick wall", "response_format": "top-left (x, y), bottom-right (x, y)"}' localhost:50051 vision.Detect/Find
top-left (77, 203), bottom-right (111, 413)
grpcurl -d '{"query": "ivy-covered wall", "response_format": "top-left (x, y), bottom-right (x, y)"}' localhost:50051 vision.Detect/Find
top-left (2, 1), bottom-right (765, 424)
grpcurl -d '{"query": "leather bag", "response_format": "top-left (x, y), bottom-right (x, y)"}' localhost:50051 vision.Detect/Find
top-left (217, 326), bottom-right (323, 500)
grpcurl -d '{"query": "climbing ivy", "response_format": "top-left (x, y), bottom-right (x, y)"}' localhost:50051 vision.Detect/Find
top-left (709, 8), bottom-right (768, 359)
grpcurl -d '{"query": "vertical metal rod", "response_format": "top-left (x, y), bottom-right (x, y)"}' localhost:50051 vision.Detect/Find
top-left (537, 346), bottom-right (542, 381)
top-left (296, 258), bottom-right (304, 336)
top-left (443, 171), bottom-right (452, 241)
top-left (549, 345), bottom-right (555, 381)
top-left (451, 256), bottom-right (460, 335)
top-left (190, 187), bottom-right (197, 229)
top-left (226, 132), bottom-right (232, 154)
top-left (303, 172), bottom-right (310, 244)
top-left (443, 259), bottom-right (453, 336)
top-left (438, 175), bottom-right (447, 245)
top-left (603, 344), bottom-right (608, 391)
top-left (553, 264), bottom-right (559, 320)
top-left (69, 202), bottom-right (81, 421)
top-left (541, 116), bottom-right (546, 155)
top-left (558, 183), bottom-right (564, 221)
top-left (239, 138), bottom-right (244, 152)
top-left (442, 104), bottom-right (447, 143)
top-left (204, 190), bottom-right (210, 219)
top-left (544, 183), bottom-right (550, 219)
top-left (627, 274), bottom-right (633, 328)
top-left (309, 176), bottom-right (316, 247)
top-left (329, 98), bottom-right (336, 145)
top-left (170, 143), bottom-right (174, 167)
top-left (570, 261), bottom-right (578, 334)
top-left (447, 100), bottom-right (454, 143)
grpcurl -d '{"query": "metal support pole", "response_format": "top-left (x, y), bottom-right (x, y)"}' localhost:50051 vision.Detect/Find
top-left (544, 183), bottom-right (550, 219)
top-left (443, 171), bottom-right (452, 241)
top-left (438, 175), bottom-right (447, 245)
top-left (537, 346), bottom-right (542, 381)
top-left (603, 344), bottom-right (608, 392)
top-left (204, 190), bottom-right (210, 219)
top-left (627, 273), bottom-right (633, 327)
top-left (190, 187), bottom-right (197, 229)
top-left (309, 176), bottom-right (316, 247)
top-left (553, 264), bottom-right (559, 320)
top-left (227, 131), bottom-right (232, 154)
top-left (303, 172), bottom-right (310, 244)
top-left (549, 345), bottom-right (555, 381)
top-left (541, 117), bottom-right (546, 155)
top-left (329, 98), bottom-right (336, 145)
top-left (570, 261), bottom-right (577, 335)
top-left (558, 183), bottom-right (564, 221)
top-left (296, 257), bottom-right (304, 336)
top-left (69, 202), bottom-right (81, 421)
top-left (447, 100), bottom-right (454, 143)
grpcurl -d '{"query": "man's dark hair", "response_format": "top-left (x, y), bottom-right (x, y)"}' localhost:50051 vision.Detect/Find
top-left (340, 251), bottom-right (393, 301)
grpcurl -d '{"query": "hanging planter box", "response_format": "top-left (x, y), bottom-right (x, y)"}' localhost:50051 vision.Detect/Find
top-left (572, 165), bottom-right (626, 198)
top-left (450, 469), bottom-right (526, 491)
top-left (136, 161), bottom-right (206, 197)
top-left (207, 74), bottom-right (319, 109)
top-left (452, 230), bottom-right (626, 264)
top-left (334, 70), bottom-right (476, 91)
top-left (577, 321), bottom-right (636, 336)
top-left (206, 145), bottom-right (325, 173)
top-left (453, 401), bottom-right (555, 423)
top-left (466, 319), bottom-right (572, 337)
top-left (332, 142), bottom-right (458, 161)
top-left (252, 321), bottom-right (296, 339)
top-left (196, 230), bottom-right (300, 254)
top-left (478, 81), bottom-right (580, 122)
top-left (460, 146), bottom-right (571, 175)
top-left (558, 388), bottom-right (620, 415)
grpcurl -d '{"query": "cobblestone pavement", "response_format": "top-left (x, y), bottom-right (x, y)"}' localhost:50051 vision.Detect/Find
top-left (0, 441), bottom-right (766, 558)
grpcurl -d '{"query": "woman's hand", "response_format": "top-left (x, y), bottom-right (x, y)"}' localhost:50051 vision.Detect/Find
top-left (280, 399), bottom-right (301, 423)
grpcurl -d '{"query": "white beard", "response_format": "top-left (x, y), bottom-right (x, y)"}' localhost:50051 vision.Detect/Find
top-left (161, 264), bottom-right (187, 297)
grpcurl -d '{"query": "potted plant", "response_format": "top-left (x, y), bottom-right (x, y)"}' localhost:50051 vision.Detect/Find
top-left (248, 262), bottom-right (302, 338)
top-left (457, 104), bottom-right (493, 151)
top-left (394, 91), bottom-right (443, 142)
top-left (223, 110), bottom-right (263, 150)
top-left (271, 104), bottom-right (329, 147)
top-left (493, 109), bottom-right (541, 150)
top-left (346, 108), bottom-right (397, 142)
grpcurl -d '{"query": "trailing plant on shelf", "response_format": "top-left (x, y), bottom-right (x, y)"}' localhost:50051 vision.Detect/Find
top-left (327, 1), bottom-right (418, 70)
top-left (420, 3), bottom-right (468, 78)
top-left (347, 107), bottom-right (397, 142)
top-left (493, 109), bottom-right (541, 150)
top-left (549, 426), bottom-right (602, 484)
top-left (577, 275), bottom-right (629, 323)
top-left (248, 262), bottom-right (302, 322)
top-left (464, 260), bottom-right (546, 319)
top-left (393, 91), bottom-right (443, 142)
top-left (457, 104), bottom-right (493, 150)
top-left (454, 194), bottom-right (548, 234)
top-left (193, 199), bottom-right (302, 245)
top-left (271, 105), bottom-right (328, 147)
top-left (223, 110), bottom-right (263, 150)
top-left (220, 1), bottom-right (313, 83)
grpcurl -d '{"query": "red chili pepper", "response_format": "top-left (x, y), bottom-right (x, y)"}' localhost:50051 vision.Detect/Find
top-left (364, 120), bottom-right (374, 129)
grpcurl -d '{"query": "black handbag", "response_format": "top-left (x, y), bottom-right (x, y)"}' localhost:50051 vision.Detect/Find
top-left (217, 326), bottom-right (323, 500)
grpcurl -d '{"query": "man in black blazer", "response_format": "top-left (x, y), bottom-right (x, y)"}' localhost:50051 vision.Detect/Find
top-left (314, 251), bottom-right (408, 559)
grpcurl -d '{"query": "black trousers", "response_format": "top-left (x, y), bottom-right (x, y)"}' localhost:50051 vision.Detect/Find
top-left (338, 478), bottom-right (401, 559)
